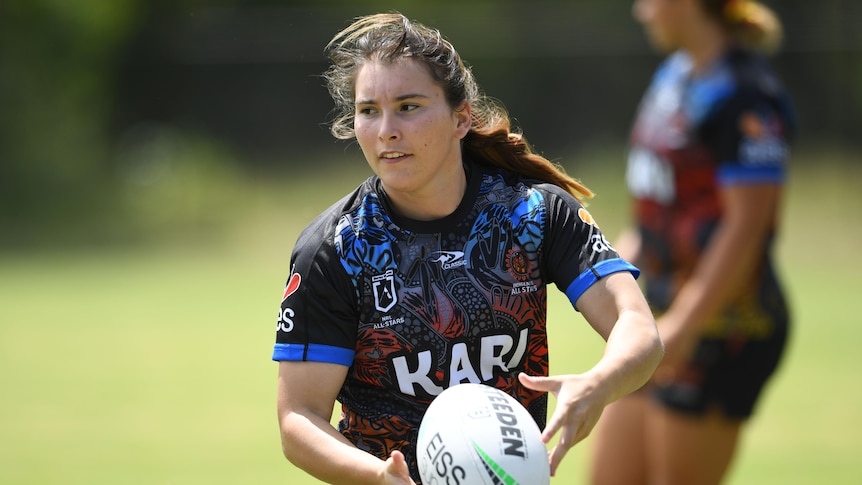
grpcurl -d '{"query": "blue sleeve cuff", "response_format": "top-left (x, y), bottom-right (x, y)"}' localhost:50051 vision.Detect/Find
top-left (272, 343), bottom-right (355, 366)
top-left (718, 164), bottom-right (784, 186)
top-left (564, 258), bottom-right (640, 311)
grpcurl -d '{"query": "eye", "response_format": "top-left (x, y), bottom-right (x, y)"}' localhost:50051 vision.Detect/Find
top-left (357, 106), bottom-right (377, 116)
top-left (400, 103), bottom-right (419, 112)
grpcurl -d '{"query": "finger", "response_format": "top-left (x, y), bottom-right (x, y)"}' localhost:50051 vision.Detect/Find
top-left (550, 414), bottom-right (585, 474)
top-left (548, 440), bottom-right (573, 477)
top-left (518, 372), bottom-right (560, 394)
top-left (541, 404), bottom-right (568, 444)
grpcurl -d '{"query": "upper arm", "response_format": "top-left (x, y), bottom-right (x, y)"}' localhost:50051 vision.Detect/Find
top-left (720, 182), bottom-right (781, 235)
top-left (576, 271), bottom-right (654, 341)
top-left (709, 87), bottom-right (788, 243)
top-left (277, 361), bottom-right (349, 422)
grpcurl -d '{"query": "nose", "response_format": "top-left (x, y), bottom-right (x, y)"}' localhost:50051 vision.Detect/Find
top-left (378, 110), bottom-right (401, 141)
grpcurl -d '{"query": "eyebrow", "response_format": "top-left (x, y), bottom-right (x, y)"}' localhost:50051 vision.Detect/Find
top-left (355, 93), bottom-right (429, 106)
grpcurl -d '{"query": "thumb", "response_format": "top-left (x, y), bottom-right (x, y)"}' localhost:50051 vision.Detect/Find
top-left (518, 372), bottom-right (560, 394)
top-left (385, 450), bottom-right (413, 483)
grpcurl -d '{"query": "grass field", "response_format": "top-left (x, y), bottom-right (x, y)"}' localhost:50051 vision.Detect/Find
top-left (1, 147), bottom-right (860, 484)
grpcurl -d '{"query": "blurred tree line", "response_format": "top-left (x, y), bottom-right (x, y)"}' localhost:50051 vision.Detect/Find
top-left (1, 0), bottom-right (860, 248)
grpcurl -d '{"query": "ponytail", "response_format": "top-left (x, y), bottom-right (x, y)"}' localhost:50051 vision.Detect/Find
top-left (463, 96), bottom-right (593, 202)
top-left (711, 0), bottom-right (783, 53)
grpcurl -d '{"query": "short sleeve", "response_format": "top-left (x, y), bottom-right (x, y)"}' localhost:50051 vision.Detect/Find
top-left (272, 213), bottom-right (359, 365)
top-left (704, 89), bottom-right (794, 187)
top-left (540, 186), bottom-right (639, 311)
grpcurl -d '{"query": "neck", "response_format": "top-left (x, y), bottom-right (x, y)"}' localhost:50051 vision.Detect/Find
top-left (384, 164), bottom-right (468, 221)
top-left (684, 21), bottom-right (731, 75)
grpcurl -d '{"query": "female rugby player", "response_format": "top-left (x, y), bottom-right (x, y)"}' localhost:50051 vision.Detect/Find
top-left (591, 1), bottom-right (795, 484)
top-left (273, 12), bottom-right (663, 485)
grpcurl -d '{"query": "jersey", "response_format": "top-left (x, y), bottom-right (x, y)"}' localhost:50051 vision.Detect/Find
top-left (626, 47), bottom-right (795, 339)
top-left (273, 159), bottom-right (637, 480)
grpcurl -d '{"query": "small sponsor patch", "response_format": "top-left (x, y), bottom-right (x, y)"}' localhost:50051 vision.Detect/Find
top-left (739, 111), bottom-right (767, 139)
top-left (578, 207), bottom-right (597, 226)
top-left (737, 110), bottom-right (787, 166)
top-left (282, 271), bottom-right (301, 301)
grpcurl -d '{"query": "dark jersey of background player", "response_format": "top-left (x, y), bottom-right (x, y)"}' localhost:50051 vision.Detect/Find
top-left (274, 159), bottom-right (636, 478)
top-left (628, 46), bottom-right (794, 347)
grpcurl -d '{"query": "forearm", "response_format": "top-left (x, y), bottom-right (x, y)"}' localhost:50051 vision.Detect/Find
top-left (577, 273), bottom-right (663, 405)
top-left (589, 308), bottom-right (663, 404)
top-left (280, 410), bottom-right (387, 485)
top-left (523, 295), bottom-right (662, 459)
top-left (665, 217), bottom-right (768, 338)
top-left (663, 183), bottom-right (780, 340)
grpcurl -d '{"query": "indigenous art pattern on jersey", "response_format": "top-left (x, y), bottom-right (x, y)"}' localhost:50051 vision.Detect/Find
top-left (274, 162), bottom-right (636, 480)
top-left (332, 172), bottom-right (549, 451)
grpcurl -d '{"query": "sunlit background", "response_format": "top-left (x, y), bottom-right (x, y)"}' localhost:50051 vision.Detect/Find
top-left (1, 1), bottom-right (860, 484)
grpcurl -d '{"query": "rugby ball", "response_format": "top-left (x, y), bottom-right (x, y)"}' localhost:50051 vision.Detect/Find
top-left (416, 383), bottom-right (550, 485)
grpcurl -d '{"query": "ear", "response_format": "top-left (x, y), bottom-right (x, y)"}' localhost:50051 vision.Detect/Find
top-left (453, 101), bottom-right (472, 139)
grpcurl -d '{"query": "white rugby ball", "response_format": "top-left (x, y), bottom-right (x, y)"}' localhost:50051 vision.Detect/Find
top-left (416, 383), bottom-right (550, 485)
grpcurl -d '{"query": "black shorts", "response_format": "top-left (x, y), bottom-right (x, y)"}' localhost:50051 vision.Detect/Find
top-left (651, 324), bottom-right (789, 419)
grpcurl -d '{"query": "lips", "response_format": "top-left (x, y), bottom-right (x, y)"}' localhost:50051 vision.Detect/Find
top-left (380, 151), bottom-right (408, 161)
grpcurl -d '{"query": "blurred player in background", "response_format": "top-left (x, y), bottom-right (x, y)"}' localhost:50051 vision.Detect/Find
top-left (591, 1), bottom-right (795, 484)
top-left (272, 12), bottom-right (663, 485)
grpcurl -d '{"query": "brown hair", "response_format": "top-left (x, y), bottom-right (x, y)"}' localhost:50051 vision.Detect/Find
top-left (323, 12), bottom-right (592, 201)
top-left (703, 0), bottom-right (783, 53)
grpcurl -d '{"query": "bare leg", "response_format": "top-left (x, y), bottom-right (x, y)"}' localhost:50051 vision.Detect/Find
top-left (646, 401), bottom-right (743, 485)
top-left (590, 392), bottom-right (649, 485)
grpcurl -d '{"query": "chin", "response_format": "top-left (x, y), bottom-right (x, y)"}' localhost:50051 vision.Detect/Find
top-left (644, 30), bottom-right (676, 54)
top-left (379, 174), bottom-right (419, 195)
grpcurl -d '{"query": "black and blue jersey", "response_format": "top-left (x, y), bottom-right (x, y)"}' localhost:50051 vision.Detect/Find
top-left (273, 159), bottom-right (636, 477)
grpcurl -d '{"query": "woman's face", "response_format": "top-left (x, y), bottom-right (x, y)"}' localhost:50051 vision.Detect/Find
top-left (354, 58), bottom-right (470, 207)
top-left (633, 0), bottom-right (689, 52)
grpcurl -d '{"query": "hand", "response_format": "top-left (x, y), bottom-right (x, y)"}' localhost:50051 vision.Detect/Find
top-left (652, 314), bottom-right (698, 385)
top-left (381, 450), bottom-right (415, 485)
top-left (518, 372), bottom-right (607, 476)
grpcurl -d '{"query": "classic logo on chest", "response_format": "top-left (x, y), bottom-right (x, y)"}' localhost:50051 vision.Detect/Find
top-left (429, 251), bottom-right (466, 270)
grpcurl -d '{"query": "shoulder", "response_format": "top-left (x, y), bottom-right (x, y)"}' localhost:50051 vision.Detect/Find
top-left (728, 49), bottom-right (795, 126)
top-left (294, 176), bottom-right (379, 251)
top-left (725, 49), bottom-right (784, 93)
top-left (524, 179), bottom-right (593, 233)
top-left (690, 48), bottom-right (794, 130)
top-left (478, 166), bottom-right (581, 217)
top-left (472, 161), bottom-right (573, 199)
top-left (716, 49), bottom-right (792, 112)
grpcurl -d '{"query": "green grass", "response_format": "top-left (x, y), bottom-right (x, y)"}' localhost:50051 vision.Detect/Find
top-left (1, 147), bottom-right (860, 484)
